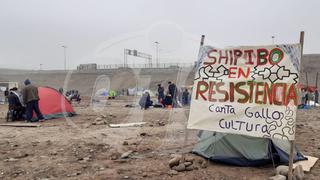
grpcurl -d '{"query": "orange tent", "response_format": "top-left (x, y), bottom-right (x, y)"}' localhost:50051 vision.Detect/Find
top-left (36, 87), bottom-right (75, 119)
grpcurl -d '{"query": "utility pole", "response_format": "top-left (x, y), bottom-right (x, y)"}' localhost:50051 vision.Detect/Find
top-left (155, 41), bottom-right (160, 67)
top-left (271, 36), bottom-right (275, 44)
top-left (40, 64), bottom-right (43, 70)
top-left (62, 45), bottom-right (67, 70)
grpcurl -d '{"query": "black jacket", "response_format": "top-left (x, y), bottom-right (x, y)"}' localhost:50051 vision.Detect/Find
top-left (168, 84), bottom-right (177, 97)
top-left (8, 92), bottom-right (22, 109)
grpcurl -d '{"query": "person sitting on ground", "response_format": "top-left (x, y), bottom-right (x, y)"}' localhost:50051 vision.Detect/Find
top-left (163, 93), bottom-right (173, 108)
top-left (22, 79), bottom-right (45, 122)
top-left (139, 92), bottom-right (153, 109)
top-left (70, 90), bottom-right (81, 103)
top-left (8, 87), bottom-right (25, 120)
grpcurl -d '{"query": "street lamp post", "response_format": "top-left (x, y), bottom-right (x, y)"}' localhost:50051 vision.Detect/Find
top-left (154, 41), bottom-right (159, 68)
top-left (271, 36), bottom-right (275, 44)
top-left (62, 45), bottom-right (67, 70)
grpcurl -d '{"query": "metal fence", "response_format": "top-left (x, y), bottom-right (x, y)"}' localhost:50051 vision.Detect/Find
top-left (97, 63), bottom-right (195, 70)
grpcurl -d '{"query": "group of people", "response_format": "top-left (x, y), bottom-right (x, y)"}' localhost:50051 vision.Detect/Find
top-left (301, 88), bottom-right (319, 107)
top-left (6, 79), bottom-right (44, 122)
top-left (139, 81), bottom-right (190, 110)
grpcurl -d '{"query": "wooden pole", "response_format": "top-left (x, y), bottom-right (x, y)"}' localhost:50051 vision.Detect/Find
top-left (184, 34), bottom-right (205, 150)
top-left (306, 72), bottom-right (309, 86)
top-left (288, 31), bottom-right (305, 180)
top-left (316, 72), bottom-right (319, 88)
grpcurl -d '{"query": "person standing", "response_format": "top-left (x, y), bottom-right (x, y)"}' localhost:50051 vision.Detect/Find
top-left (4, 88), bottom-right (9, 103)
top-left (22, 79), bottom-right (44, 122)
top-left (315, 88), bottom-right (319, 106)
top-left (182, 89), bottom-right (190, 106)
top-left (168, 81), bottom-right (177, 107)
top-left (157, 84), bottom-right (165, 103)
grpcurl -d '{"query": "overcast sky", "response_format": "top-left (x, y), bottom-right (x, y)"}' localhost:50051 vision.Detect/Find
top-left (0, 0), bottom-right (319, 70)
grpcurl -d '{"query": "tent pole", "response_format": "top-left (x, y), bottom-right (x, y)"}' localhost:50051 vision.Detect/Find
top-left (288, 30), bottom-right (305, 180)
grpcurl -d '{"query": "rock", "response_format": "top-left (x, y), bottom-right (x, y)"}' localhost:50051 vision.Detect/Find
top-left (157, 120), bottom-right (165, 126)
top-left (14, 153), bottom-right (29, 159)
top-left (140, 132), bottom-right (147, 136)
top-left (173, 163), bottom-right (185, 172)
top-left (200, 161), bottom-right (207, 169)
top-left (83, 157), bottom-right (91, 162)
top-left (96, 120), bottom-right (106, 125)
top-left (276, 165), bottom-right (289, 176)
top-left (168, 170), bottom-right (178, 176)
top-left (184, 162), bottom-right (192, 167)
top-left (269, 175), bottom-right (286, 180)
top-left (170, 154), bottom-right (183, 159)
top-left (101, 114), bottom-right (107, 118)
top-left (184, 156), bottom-right (194, 163)
top-left (169, 157), bottom-right (181, 168)
top-left (293, 164), bottom-right (304, 180)
top-left (185, 165), bottom-right (194, 171)
top-left (123, 176), bottom-right (129, 179)
top-left (142, 172), bottom-right (147, 177)
top-left (120, 151), bottom-right (133, 159)
top-left (123, 141), bottom-right (129, 146)
top-left (50, 152), bottom-right (58, 156)
top-left (95, 117), bottom-right (103, 121)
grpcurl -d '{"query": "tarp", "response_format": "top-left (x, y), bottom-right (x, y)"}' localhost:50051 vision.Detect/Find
top-left (95, 88), bottom-right (109, 96)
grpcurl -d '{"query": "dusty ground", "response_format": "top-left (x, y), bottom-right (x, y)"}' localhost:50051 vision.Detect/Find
top-left (0, 96), bottom-right (319, 180)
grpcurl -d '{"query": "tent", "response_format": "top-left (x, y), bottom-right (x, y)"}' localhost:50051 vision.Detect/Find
top-left (37, 87), bottom-right (75, 119)
top-left (108, 90), bottom-right (117, 98)
top-left (96, 89), bottom-right (109, 97)
top-left (192, 131), bottom-right (306, 166)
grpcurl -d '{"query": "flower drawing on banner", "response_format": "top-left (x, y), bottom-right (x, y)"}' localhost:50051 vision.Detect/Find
top-left (195, 64), bottom-right (229, 82)
top-left (251, 64), bottom-right (299, 84)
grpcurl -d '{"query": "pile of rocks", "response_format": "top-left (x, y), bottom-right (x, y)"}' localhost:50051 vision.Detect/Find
top-left (91, 113), bottom-right (115, 125)
top-left (269, 165), bottom-right (304, 180)
top-left (168, 154), bottom-right (207, 175)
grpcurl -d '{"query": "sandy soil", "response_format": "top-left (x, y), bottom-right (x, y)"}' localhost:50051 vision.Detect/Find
top-left (0, 96), bottom-right (319, 180)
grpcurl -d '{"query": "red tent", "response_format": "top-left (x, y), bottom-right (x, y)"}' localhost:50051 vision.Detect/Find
top-left (36, 87), bottom-right (75, 119)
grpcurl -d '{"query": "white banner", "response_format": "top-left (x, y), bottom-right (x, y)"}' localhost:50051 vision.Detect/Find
top-left (187, 44), bottom-right (301, 140)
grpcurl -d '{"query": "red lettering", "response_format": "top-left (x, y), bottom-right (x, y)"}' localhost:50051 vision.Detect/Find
top-left (238, 67), bottom-right (250, 78)
top-left (196, 81), bottom-right (208, 100)
top-left (257, 48), bottom-right (269, 65)
top-left (233, 49), bottom-right (242, 65)
top-left (206, 49), bottom-right (217, 64)
top-left (228, 67), bottom-right (237, 78)
top-left (244, 49), bottom-right (254, 65)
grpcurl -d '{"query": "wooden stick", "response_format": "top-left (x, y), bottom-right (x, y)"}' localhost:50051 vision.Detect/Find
top-left (0, 123), bottom-right (41, 128)
top-left (316, 72), bottom-right (318, 88)
top-left (184, 35), bottom-right (205, 159)
top-left (288, 30), bottom-right (305, 180)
